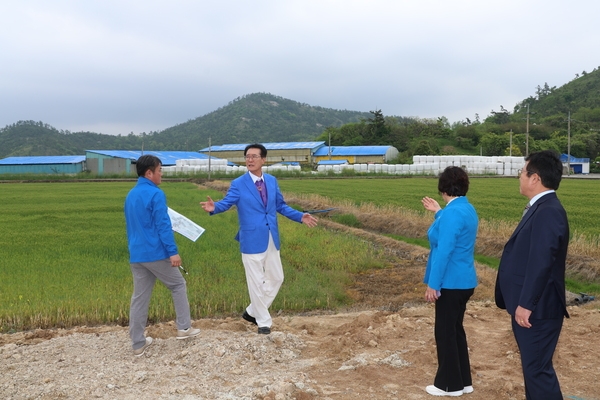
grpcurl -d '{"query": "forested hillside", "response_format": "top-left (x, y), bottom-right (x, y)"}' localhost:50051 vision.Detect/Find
top-left (0, 93), bottom-right (371, 158)
top-left (3, 67), bottom-right (600, 164)
top-left (0, 121), bottom-right (143, 159)
top-left (322, 66), bottom-right (600, 165)
top-left (155, 93), bottom-right (372, 150)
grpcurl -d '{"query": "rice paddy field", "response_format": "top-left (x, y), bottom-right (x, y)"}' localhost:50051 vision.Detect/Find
top-left (0, 181), bottom-right (386, 332)
top-left (278, 176), bottom-right (600, 241)
top-left (1, 176), bottom-right (598, 332)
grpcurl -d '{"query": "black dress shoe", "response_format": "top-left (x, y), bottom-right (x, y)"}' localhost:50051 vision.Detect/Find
top-left (258, 327), bottom-right (271, 335)
top-left (242, 311), bottom-right (257, 325)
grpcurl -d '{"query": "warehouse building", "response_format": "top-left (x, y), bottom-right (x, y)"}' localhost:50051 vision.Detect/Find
top-left (560, 153), bottom-right (590, 174)
top-left (313, 145), bottom-right (399, 164)
top-left (199, 142), bottom-right (325, 165)
top-left (0, 155), bottom-right (86, 174)
top-left (85, 150), bottom-right (215, 175)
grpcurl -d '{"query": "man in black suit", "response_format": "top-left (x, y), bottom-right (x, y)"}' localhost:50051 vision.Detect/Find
top-left (495, 150), bottom-right (569, 400)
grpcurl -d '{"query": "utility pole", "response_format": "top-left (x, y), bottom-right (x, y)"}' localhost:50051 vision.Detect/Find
top-left (208, 137), bottom-right (212, 181)
top-left (328, 129), bottom-right (332, 160)
top-left (509, 130), bottom-right (513, 157)
top-left (525, 104), bottom-right (530, 156)
top-left (567, 111), bottom-right (571, 175)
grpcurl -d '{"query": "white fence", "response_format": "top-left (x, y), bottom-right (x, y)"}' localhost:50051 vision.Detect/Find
top-left (315, 156), bottom-right (525, 176)
top-left (163, 156), bottom-right (526, 176)
top-left (162, 159), bottom-right (301, 176)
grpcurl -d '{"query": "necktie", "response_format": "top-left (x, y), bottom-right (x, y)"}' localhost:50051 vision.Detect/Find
top-left (522, 203), bottom-right (531, 218)
top-left (255, 179), bottom-right (267, 206)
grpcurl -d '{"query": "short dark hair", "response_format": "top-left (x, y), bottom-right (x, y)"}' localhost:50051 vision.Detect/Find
top-left (244, 143), bottom-right (267, 158)
top-left (525, 150), bottom-right (562, 190)
top-left (438, 166), bottom-right (470, 197)
top-left (136, 155), bottom-right (161, 177)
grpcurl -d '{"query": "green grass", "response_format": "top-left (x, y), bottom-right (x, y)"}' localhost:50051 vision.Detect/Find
top-left (2, 177), bottom-right (599, 332)
top-left (0, 181), bottom-right (389, 332)
top-left (278, 177), bottom-right (600, 239)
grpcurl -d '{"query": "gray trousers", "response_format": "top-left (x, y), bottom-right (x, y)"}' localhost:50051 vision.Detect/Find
top-left (129, 259), bottom-right (191, 350)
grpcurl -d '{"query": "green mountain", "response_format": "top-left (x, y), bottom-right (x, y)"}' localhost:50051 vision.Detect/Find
top-left (0, 93), bottom-right (372, 158)
top-left (475, 66), bottom-right (600, 159)
top-left (153, 92), bottom-right (372, 150)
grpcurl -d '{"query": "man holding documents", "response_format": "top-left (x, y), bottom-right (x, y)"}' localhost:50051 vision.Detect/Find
top-left (125, 155), bottom-right (200, 356)
top-left (200, 144), bottom-right (318, 334)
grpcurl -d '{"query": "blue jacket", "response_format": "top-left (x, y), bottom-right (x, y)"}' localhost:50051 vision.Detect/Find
top-left (423, 196), bottom-right (478, 290)
top-left (124, 177), bottom-right (178, 263)
top-left (211, 172), bottom-right (303, 254)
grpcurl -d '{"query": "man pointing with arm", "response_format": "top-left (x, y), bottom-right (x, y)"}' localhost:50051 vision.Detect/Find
top-left (201, 144), bottom-right (317, 335)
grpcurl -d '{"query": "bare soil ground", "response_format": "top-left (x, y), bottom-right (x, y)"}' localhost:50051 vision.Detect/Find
top-left (2, 189), bottom-right (599, 399)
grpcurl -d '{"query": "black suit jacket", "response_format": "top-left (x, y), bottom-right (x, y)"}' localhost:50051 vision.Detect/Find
top-left (495, 192), bottom-right (569, 319)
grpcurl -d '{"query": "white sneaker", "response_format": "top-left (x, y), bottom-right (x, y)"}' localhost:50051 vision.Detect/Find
top-left (463, 386), bottom-right (474, 394)
top-left (425, 385), bottom-right (463, 397)
top-left (176, 327), bottom-right (200, 339)
top-left (133, 337), bottom-right (153, 357)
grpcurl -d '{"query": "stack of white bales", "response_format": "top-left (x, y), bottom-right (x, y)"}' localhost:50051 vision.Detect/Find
top-left (412, 155), bottom-right (525, 176)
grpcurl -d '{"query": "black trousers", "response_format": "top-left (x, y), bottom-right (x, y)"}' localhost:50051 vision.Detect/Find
top-left (433, 288), bottom-right (474, 392)
top-left (512, 317), bottom-right (563, 400)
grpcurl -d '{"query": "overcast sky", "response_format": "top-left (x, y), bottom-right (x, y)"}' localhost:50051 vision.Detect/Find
top-left (1, 0), bottom-right (598, 136)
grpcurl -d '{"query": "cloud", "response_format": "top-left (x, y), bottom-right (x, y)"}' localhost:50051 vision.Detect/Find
top-left (1, 0), bottom-right (599, 135)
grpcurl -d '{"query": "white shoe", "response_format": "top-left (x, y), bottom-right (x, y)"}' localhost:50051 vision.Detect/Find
top-left (133, 337), bottom-right (153, 357)
top-left (176, 327), bottom-right (201, 339)
top-left (463, 386), bottom-right (473, 394)
top-left (426, 385), bottom-right (463, 397)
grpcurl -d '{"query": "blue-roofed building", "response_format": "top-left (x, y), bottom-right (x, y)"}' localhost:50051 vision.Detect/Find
top-left (199, 142), bottom-right (325, 165)
top-left (85, 150), bottom-right (220, 175)
top-left (560, 153), bottom-right (590, 174)
top-left (313, 145), bottom-right (398, 164)
top-left (0, 156), bottom-right (86, 174)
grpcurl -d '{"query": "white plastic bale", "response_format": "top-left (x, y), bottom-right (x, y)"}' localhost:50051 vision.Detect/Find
top-left (382, 164), bottom-right (389, 173)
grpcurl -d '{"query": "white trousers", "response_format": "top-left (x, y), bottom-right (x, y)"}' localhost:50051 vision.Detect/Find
top-left (242, 233), bottom-right (283, 328)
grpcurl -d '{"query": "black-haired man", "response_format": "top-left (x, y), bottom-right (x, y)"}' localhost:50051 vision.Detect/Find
top-left (495, 150), bottom-right (569, 399)
top-left (125, 155), bottom-right (200, 356)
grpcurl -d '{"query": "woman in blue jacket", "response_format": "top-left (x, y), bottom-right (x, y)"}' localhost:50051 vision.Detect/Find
top-left (421, 166), bottom-right (478, 397)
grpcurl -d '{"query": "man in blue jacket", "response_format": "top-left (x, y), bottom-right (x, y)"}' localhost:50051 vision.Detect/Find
top-left (495, 150), bottom-right (569, 400)
top-left (125, 155), bottom-right (200, 356)
top-left (200, 144), bottom-right (318, 334)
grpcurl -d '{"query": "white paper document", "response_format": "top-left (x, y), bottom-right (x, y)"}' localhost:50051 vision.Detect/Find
top-left (168, 207), bottom-right (205, 242)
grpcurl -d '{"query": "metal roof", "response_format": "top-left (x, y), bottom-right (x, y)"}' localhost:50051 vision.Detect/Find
top-left (199, 142), bottom-right (325, 152)
top-left (317, 160), bottom-right (349, 165)
top-left (313, 146), bottom-right (393, 156)
top-left (0, 156), bottom-right (86, 165)
top-left (86, 150), bottom-right (218, 166)
top-left (560, 153), bottom-right (590, 163)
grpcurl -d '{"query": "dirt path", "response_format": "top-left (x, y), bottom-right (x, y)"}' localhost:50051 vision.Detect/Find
top-left (1, 301), bottom-right (599, 399)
